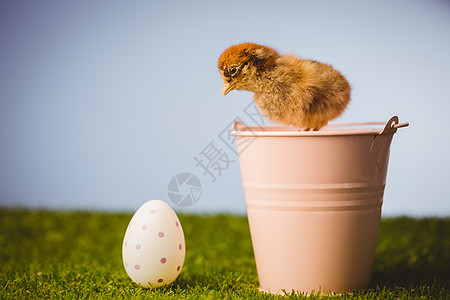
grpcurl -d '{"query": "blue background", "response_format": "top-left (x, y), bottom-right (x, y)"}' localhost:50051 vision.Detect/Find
top-left (1, 0), bottom-right (449, 216)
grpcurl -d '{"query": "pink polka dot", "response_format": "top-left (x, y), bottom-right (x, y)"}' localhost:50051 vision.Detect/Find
top-left (136, 244), bottom-right (141, 250)
top-left (160, 257), bottom-right (166, 264)
top-left (141, 225), bottom-right (147, 230)
top-left (134, 265), bottom-right (140, 270)
top-left (125, 262), bottom-right (128, 267)
top-left (158, 232), bottom-right (164, 238)
top-left (179, 244), bottom-right (182, 250)
top-left (150, 209), bottom-right (156, 214)
top-left (177, 266), bottom-right (181, 271)
top-left (175, 221), bottom-right (179, 227)
top-left (124, 241), bottom-right (127, 247)
top-left (157, 278), bottom-right (163, 283)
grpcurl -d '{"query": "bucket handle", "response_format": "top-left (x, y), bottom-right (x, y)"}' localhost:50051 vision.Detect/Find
top-left (234, 119), bottom-right (409, 132)
top-left (370, 116), bottom-right (409, 171)
top-left (233, 120), bottom-right (246, 131)
top-left (378, 116), bottom-right (409, 136)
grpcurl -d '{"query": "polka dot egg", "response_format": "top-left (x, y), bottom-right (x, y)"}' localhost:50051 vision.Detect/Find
top-left (122, 200), bottom-right (185, 288)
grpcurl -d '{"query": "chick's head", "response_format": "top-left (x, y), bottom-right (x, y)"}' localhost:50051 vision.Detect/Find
top-left (218, 43), bottom-right (280, 95)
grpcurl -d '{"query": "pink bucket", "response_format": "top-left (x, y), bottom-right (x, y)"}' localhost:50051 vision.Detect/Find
top-left (232, 116), bottom-right (408, 295)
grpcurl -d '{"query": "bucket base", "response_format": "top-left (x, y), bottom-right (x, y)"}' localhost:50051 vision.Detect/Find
top-left (258, 287), bottom-right (354, 296)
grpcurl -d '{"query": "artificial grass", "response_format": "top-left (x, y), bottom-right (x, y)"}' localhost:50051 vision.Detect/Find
top-left (0, 208), bottom-right (448, 299)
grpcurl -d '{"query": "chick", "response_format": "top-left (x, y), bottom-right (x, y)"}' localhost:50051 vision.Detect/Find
top-left (218, 43), bottom-right (351, 130)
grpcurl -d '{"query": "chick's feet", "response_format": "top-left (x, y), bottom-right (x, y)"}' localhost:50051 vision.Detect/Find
top-left (298, 127), bottom-right (314, 131)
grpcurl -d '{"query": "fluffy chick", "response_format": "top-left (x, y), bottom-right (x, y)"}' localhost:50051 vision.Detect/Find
top-left (218, 43), bottom-right (351, 130)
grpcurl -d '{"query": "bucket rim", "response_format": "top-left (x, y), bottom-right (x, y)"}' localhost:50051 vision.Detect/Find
top-left (231, 118), bottom-right (408, 137)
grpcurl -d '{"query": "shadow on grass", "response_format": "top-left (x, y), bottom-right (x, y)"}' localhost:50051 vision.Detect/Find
top-left (158, 272), bottom-right (260, 296)
top-left (370, 269), bottom-right (449, 289)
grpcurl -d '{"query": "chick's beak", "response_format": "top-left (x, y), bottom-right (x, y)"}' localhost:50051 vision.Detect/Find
top-left (221, 82), bottom-right (234, 95)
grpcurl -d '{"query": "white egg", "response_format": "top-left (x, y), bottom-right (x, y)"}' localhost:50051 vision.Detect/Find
top-left (122, 200), bottom-right (185, 288)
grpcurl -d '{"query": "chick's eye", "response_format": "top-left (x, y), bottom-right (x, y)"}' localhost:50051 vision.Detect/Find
top-left (228, 66), bottom-right (238, 76)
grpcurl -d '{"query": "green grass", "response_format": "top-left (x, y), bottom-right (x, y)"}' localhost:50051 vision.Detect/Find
top-left (0, 209), bottom-right (449, 299)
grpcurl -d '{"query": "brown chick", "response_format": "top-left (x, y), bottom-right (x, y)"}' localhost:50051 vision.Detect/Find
top-left (218, 43), bottom-right (351, 130)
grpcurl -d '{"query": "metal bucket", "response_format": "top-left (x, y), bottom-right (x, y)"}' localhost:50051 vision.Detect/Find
top-left (232, 116), bottom-right (408, 295)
